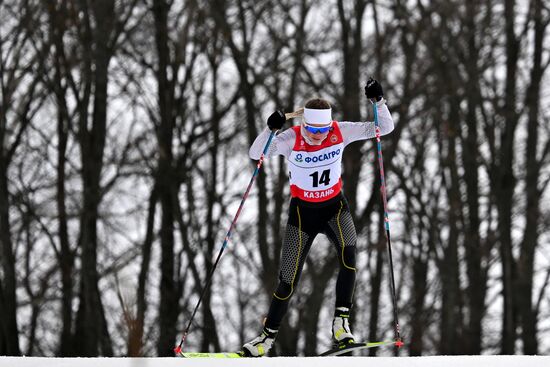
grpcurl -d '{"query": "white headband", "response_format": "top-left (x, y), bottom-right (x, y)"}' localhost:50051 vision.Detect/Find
top-left (303, 108), bottom-right (332, 125)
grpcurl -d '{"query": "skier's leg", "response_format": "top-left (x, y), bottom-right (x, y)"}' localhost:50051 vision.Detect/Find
top-left (243, 203), bottom-right (315, 356)
top-left (325, 200), bottom-right (357, 308)
top-left (265, 222), bottom-right (314, 330)
top-left (324, 199), bottom-right (357, 345)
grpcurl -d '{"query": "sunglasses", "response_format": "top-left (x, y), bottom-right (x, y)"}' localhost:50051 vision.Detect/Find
top-left (304, 124), bottom-right (332, 134)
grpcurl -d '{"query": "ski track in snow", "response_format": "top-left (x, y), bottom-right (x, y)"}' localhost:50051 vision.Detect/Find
top-left (1, 356), bottom-right (550, 367)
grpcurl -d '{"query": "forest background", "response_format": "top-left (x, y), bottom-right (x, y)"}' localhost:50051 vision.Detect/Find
top-left (0, 0), bottom-right (549, 358)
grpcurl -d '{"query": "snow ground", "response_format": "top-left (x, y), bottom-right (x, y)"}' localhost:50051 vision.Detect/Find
top-left (1, 356), bottom-right (550, 367)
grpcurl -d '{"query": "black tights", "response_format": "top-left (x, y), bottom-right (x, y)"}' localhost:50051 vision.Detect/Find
top-left (265, 195), bottom-right (357, 330)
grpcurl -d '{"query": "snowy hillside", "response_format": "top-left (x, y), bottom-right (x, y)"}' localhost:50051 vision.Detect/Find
top-left (1, 356), bottom-right (550, 367)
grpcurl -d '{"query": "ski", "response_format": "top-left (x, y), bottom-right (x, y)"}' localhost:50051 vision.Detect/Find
top-left (179, 340), bottom-right (401, 358)
top-left (319, 340), bottom-right (400, 356)
top-left (180, 351), bottom-right (246, 358)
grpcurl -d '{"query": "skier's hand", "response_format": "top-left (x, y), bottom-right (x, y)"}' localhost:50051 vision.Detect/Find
top-left (364, 78), bottom-right (384, 102)
top-left (267, 110), bottom-right (286, 131)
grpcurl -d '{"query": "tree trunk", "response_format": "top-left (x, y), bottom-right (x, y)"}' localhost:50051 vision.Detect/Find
top-left (498, 0), bottom-right (520, 354)
top-left (132, 185), bottom-right (158, 356)
top-left (461, 0), bottom-right (485, 354)
top-left (46, 0), bottom-right (76, 354)
top-left (337, 0), bottom-right (367, 213)
top-left (517, 0), bottom-right (545, 353)
top-left (303, 258), bottom-right (336, 356)
top-left (368, 226), bottom-right (384, 357)
top-left (0, 164), bottom-right (20, 356)
top-left (152, 0), bottom-right (178, 356)
top-left (74, 0), bottom-right (115, 356)
top-left (409, 254), bottom-right (428, 356)
top-left (438, 103), bottom-right (464, 354)
top-left (201, 66), bottom-right (222, 352)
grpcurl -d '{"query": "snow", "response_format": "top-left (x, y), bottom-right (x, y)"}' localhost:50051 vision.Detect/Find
top-left (1, 356), bottom-right (550, 367)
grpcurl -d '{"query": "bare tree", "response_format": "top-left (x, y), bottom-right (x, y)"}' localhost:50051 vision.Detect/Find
top-left (40, 0), bottom-right (141, 356)
top-left (0, 0), bottom-right (48, 356)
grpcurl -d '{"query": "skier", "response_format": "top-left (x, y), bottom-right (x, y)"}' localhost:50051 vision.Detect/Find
top-left (242, 79), bottom-right (394, 357)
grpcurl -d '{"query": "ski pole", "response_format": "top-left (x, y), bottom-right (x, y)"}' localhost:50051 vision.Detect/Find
top-left (372, 99), bottom-right (404, 348)
top-left (174, 129), bottom-right (277, 355)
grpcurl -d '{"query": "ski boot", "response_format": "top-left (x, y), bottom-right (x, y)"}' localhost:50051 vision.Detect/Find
top-left (332, 307), bottom-right (355, 348)
top-left (242, 326), bottom-right (278, 357)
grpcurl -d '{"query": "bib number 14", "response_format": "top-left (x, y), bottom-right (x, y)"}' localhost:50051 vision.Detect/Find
top-left (310, 169), bottom-right (330, 187)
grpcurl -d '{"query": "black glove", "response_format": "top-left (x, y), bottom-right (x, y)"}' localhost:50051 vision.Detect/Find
top-left (364, 78), bottom-right (384, 101)
top-left (267, 110), bottom-right (285, 130)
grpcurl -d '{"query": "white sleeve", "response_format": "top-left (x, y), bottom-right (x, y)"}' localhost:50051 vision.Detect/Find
top-left (339, 100), bottom-right (394, 146)
top-left (249, 127), bottom-right (295, 160)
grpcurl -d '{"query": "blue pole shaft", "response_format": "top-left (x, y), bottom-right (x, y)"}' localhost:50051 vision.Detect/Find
top-left (175, 130), bottom-right (277, 354)
top-left (373, 102), bottom-right (402, 345)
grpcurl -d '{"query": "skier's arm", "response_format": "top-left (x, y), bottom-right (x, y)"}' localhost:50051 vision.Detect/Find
top-left (249, 127), bottom-right (295, 160)
top-left (249, 110), bottom-right (295, 159)
top-left (339, 99), bottom-right (395, 146)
